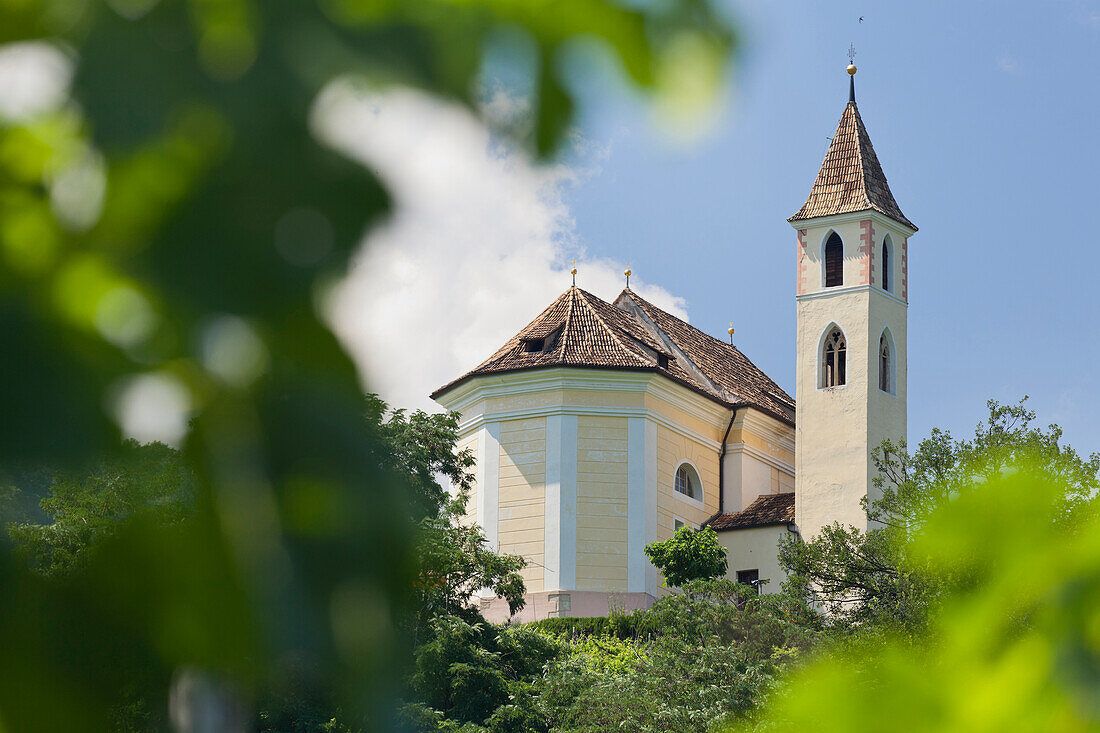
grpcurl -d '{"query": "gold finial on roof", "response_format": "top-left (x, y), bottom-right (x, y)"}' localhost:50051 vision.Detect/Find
top-left (624, 263), bottom-right (632, 289)
top-left (570, 258), bottom-right (577, 286)
top-left (728, 322), bottom-right (735, 345)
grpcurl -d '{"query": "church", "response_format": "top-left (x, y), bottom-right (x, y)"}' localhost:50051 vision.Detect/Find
top-left (431, 64), bottom-right (915, 622)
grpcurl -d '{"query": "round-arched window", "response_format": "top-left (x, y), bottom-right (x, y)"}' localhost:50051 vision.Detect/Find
top-left (674, 463), bottom-right (702, 501)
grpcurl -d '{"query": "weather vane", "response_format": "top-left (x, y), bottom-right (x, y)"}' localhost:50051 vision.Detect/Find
top-left (624, 263), bottom-right (632, 289)
top-left (846, 43), bottom-right (858, 102)
top-left (570, 258), bottom-right (577, 286)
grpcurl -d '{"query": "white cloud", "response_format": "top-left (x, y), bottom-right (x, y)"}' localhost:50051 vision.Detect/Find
top-left (315, 83), bottom-right (687, 412)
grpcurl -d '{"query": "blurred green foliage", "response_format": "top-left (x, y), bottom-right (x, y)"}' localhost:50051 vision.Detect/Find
top-left (741, 472), bottom-right (1100, 732)
top-left (1, 394), bottom-right (529, 730)
top-left (645, 525), bottom-right (728, 587)
top-left (0, 0), bottom-right (734, 729)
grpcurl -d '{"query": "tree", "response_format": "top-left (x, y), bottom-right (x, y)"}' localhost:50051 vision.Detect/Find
top-left (364, 395), bottom-right (475, 522)
top-left (402, 616), bottom-right (560, 730)
top-left (779, 398), bottom-right (1100, 631)
top-left (6, 441), bottom-right (194, 577)
top-left (413, 490), bottom-right (527, 635)
top-left (645, 526), bottom-right (728, 587)
top-left (871, 397), bottom-right (1100, 534)
top-left (532, 579), bottom-right (821, 732)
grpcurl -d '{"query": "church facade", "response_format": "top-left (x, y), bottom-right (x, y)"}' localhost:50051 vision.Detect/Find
top-left (431, 67), bottom-right (916, 622)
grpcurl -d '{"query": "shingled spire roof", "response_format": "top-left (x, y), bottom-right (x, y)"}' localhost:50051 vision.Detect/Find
top-left (432, 286), bottom-right (795, 425)
top-left (788, 100), bottom-right (916, 231)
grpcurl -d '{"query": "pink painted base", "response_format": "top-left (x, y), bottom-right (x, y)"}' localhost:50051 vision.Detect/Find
top-left (479, 590), bottom-right (658, 624)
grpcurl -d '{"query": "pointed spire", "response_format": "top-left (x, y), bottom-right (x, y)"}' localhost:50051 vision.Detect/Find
top-left (788, 62), bottom-right (916, 231)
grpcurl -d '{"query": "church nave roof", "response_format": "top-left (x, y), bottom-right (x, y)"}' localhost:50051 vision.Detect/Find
top-left (432, 286), bottom-right (795, 426)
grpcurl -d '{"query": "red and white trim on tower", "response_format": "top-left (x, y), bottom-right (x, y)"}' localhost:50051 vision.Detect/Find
top-left (796, 229), bottom-right (809, 295)
top-left (858, 219), bottom-right (876, 286)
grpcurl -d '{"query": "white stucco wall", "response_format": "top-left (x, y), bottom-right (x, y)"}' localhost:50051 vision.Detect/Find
top-left (717, 525), bottom-right (791, 595)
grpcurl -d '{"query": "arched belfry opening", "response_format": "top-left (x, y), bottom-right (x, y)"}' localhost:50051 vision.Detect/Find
top-left (879, 328), bottom-right (896, 394)
top-left (824, 232), bottom-right (843, 288)
top-left (882, 234), bottom-right (892, 292)
top-left (821, 327), bottom-right (846, 388)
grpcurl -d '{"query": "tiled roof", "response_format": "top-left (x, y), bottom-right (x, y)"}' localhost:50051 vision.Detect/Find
top-left (788, 102), bottom-right (916, 231)
top-left (431, 287), bottom-right (692, 397)
top-left (615, 290), bottom-right (795, 424)
top-left (707, 492), bottom-right (794, 531)
top-left (432, 287), bottom-right (796, 426)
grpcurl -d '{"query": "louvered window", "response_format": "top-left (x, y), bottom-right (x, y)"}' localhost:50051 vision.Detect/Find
top-left (824, 233), bottom-right (843, 287)
top-left (822, 329), bottom-right (846, 388)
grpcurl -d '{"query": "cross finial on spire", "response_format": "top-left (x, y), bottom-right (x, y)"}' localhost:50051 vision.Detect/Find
top-left (570, 258), bottom-right (577, 286)
top-left (624, 262), bottom-right (632, 289)
top-left (846, 43), bottom-right (858, 103)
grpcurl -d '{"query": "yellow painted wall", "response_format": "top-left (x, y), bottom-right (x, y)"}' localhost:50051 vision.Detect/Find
top-left (498, 417), bottom-right (546, 591)
top-left (771, 466), bottom-right (795, 494)
top-left (728, 427), bottom-right (795, 469)
top-left (576, 415), bottom-right (628, 591)
top-left (644, 394), bottom-right (724, 444)
top-left (655, 425), bottom-right (720, 542)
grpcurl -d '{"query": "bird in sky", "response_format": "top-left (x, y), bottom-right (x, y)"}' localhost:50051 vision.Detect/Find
top-left (859, 16), bottom-right (864, 23)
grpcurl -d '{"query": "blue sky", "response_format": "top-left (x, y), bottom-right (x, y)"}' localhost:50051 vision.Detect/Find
top-left (559, 0), bottom-right (1100, 452)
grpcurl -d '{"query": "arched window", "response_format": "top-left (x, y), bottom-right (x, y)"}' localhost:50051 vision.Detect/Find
top-left (881, 235), bottom-right (892, 292)
top-left (879, 335), bottom-right (891, 392)
top-left (824, 232), bottom-right (843, 288)
top-left (822, 329), bottom-right (846, 388)
top-left (674, 463), bottom-right (702, 501)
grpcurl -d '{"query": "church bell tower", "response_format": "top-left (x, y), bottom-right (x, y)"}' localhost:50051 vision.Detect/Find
top-left (789, 60), bottom-right (917, 538)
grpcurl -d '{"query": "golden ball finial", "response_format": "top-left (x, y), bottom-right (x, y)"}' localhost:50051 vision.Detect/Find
top-left (624, 267), bottom-right (632, 278)
top-left (727, 323), bottom-right (735, 336)
top-left (847, 63), bottom-right (857, 75)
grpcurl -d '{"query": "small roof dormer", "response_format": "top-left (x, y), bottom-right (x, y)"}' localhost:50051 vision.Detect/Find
top-left (788, 68), bottom-right (916, 232)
